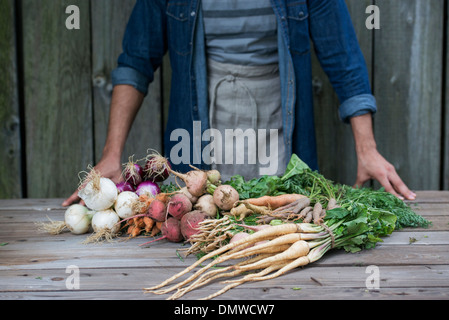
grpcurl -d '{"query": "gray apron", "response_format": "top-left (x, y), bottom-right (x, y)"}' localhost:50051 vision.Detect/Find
top-left (207, 58), bottom-right (286, 182)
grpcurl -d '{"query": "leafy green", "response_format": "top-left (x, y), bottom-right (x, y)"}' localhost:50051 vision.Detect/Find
top-left (226, 154), bottom-right (430, 242)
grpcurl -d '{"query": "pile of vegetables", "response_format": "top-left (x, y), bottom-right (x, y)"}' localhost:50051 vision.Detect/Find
top-left (143, 154), bottom-right (430, 299)
top-left (38, 151), bottom-right (430, 300)
top-left (37, 150), bottom-right (242, 246)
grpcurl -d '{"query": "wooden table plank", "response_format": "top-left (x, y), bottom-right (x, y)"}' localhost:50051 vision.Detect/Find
top-left (1, 192), bottom-right (448, 301)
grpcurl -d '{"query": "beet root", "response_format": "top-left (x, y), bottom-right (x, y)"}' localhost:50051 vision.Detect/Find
top-left (139, 218), bottom-right (183, 246)
top-left (180, 210), bottom-right (209, 241)
top-left (147, 199), bottom-right (167, 222)
top-left (167, 193), bottom-right (193, 220)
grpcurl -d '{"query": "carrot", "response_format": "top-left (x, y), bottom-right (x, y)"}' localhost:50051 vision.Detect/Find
top-left (327, 198), bottom-right (340, 210)
top-left (304, 210), bottom-right (313, 223)
top-left (243, 194), bottom-right (307, 209)
top-left (127, 225), bottom-right (135, 235)
top-left (143, 217), bottom-right (155, 233)
top-left (312, 202), bottom-right (323, 225)
top-left (150, 221), bottom-right (163, 237)
top-left (131, 226), bottom-right (142, 238)
top-left (298, 206), bottom-right (312, 220)
top-left (135, 217), bottom-right (145, 229)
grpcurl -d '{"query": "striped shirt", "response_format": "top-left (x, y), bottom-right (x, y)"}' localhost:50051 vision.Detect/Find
top-left (202, 0), bottom-right (279, 66)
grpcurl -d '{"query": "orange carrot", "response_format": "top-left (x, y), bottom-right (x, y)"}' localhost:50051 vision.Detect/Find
top-left (131, 226), bottom-right (142, 238)
top-left (243, 194), bottom-right (307, 209)
top-left (144, 217), bottom-right (155, 233)
top-left (150, 221), bottom-right (163, 237)
top-left (127, 225), bottom-right (135, 235)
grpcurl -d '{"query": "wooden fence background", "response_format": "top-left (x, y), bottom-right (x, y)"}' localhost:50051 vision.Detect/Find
top-left (1, 0), bottom-right (448, 199)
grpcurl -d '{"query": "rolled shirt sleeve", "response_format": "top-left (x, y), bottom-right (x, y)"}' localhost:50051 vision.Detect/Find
top-left (339, 93), bottom-right (377, 123)
top-left (111, 66), bottom-right (151, 96)
top-left (110, 0), bottom-right (167, 97)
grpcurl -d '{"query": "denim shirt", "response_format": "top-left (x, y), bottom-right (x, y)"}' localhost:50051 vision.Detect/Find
top-left (111, 0), bottom-right (377, 174)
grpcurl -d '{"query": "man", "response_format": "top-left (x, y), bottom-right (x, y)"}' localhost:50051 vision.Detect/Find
top-left (63, 0), bottom-right (415, 206)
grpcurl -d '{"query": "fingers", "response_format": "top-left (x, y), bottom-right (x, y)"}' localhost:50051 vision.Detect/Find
top-left (370, 169), bottom-right (416, 201)
top-left (62, 190), bottom-right (81, 207)
top-left (388, 170), bottom-right (416, 201)
top-left (354, 166), bottom-right (416, 201)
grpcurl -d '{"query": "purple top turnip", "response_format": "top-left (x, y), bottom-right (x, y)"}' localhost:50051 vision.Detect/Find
top-left (144, 151), bottom-right (172, 182)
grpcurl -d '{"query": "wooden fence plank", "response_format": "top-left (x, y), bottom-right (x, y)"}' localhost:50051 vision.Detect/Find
top-left (313, 0), bottom-right (374, 186)
top-left (373, 0), bottom-right (444, 190)
top-left (21, 0), bottom-right (93, 198)
top-left (444, 2), bottom-right (449, 190)
top-left (91, 0), bottom-right (163, 165)
top-left (0, 0), bottom-right (22, 199)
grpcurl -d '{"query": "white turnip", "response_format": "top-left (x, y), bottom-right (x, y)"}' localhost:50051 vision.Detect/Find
top-left (64, 204), bottom-right (93, 235)
top-left (78, 171), bottom-right (118, 211)
top-left (114, 191), bottom-right (139, 219)
top-left (91, 209), bottom-right (120, 234)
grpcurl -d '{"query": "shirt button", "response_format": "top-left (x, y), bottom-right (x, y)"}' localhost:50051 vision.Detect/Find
top-left (191, 11), bottom-right (196, 17)
top-left (193, 105), bottom-right (198, 112)
top-left (299, 11), bottom-right (305, 17)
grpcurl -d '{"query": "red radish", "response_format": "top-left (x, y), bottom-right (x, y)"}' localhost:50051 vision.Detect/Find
top-left (139, 218), bottom-right (183, 246)
top-left (116, 181), bottom-right (135, 193)
top-left (180, 210), bottom-right (208, 241)
top-left (147, 199), bottom-right (167, 222)
top-left (167, 194), bottom-right (193, 220)
top-left (144, 151), bottom-right (172, 182)
top-left (213, 185), bottom-right (239, 211)
top-left (136, 181), bottom-right (161, 197)
top-left (169, 169), bottom-right (208, 197)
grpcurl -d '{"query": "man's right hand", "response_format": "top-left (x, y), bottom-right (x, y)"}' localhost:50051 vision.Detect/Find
top-left (62, 157), bottom-right (123, 207)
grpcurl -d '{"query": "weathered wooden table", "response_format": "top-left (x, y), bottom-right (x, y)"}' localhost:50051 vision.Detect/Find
top-left (1, 191), bottom-right (449, 301)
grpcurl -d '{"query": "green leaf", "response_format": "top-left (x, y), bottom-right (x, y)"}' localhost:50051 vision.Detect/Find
top-left (281, 154), bottom-right (310, 181)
